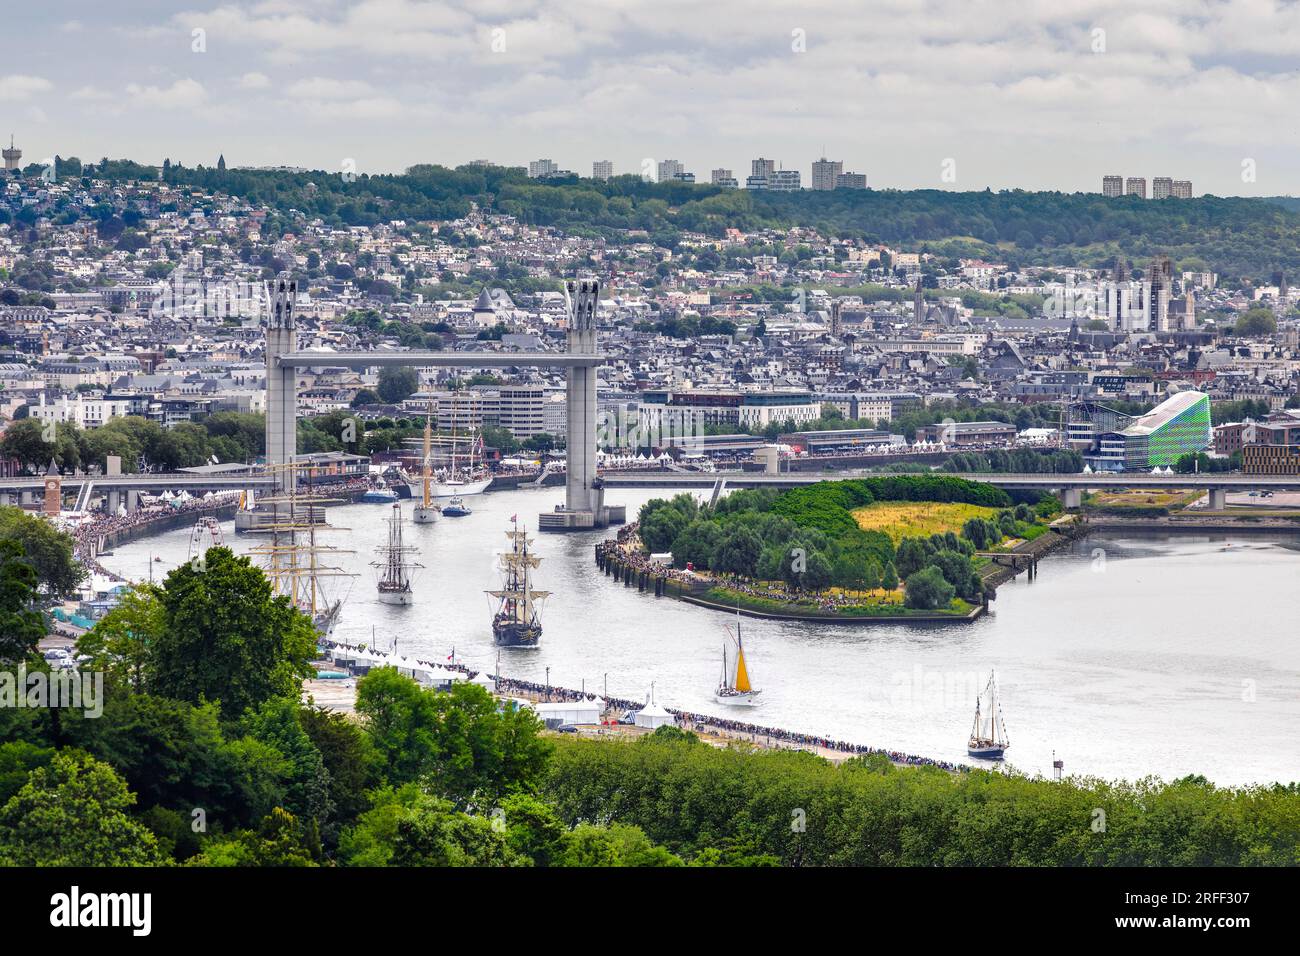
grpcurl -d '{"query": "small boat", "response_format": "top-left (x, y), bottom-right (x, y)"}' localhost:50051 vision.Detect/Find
top-left (967, 670), bottom-right (1010, 760)
top-left (715, 612), bottom-right (761, 706)
top-left (442, 496), bottom-right (472, 517)
top-left (362, 478), bottom-right (399, 504)
top-left (486, 517), bottom-right (548, 647)
top-left (371, 503), bottom-right (422, 606)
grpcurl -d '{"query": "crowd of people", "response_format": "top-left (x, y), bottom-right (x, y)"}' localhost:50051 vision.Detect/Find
top-left (64, 493), bottom-right (241, 582)
top-left (320, 640), bottom-right (963, 773)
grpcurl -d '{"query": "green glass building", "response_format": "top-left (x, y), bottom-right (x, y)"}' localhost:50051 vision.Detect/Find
top-left (1118, 391), bottom-right (1211, 470)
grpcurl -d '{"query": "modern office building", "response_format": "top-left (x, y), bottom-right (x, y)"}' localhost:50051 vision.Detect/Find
top-left (638, 390), bottom-right (819, 435)
top-left (811, 157), bottom-right (843, 191)
top-left (1090, 391), bottom-right (1211, 471)
top-left (1102, 175), bottom-right (1123, 197)
top-left (1125, 177), bottom-right (1147, 198)
top-left (592, 160), bottom-right (613, 181)
top-left (768, 169), bottom-right (801, 191)
top-left (711, 168), bottom-right (738, 187)
top-left (1242, 419), bottom-right (1300, 474)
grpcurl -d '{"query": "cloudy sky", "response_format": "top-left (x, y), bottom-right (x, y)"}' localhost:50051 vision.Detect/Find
top-left (3, 0), bottom-right (1300, 195)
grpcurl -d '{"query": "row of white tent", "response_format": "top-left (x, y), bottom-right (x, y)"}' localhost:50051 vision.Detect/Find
top-left (327, 644), bottom-right (678, 728)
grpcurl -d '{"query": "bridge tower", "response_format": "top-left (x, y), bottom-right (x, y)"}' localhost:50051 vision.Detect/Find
top-left (538, 279), bottom-right (625, 531)
top-left (265, 277), bottom-right (298, 492)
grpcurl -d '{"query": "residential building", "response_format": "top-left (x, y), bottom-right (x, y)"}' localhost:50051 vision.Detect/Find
top-left (592, 160), bottom-right (613, 181)
top-left (811, 157), bottom-right (843, 191)
top-left (1126, 177), bottom-right (1147, 198)
top-left (1102, 175), bottom-right (1123, 197)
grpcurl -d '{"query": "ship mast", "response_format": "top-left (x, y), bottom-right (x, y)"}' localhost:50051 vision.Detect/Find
top-left (421, 402), bottom-right (433, 509)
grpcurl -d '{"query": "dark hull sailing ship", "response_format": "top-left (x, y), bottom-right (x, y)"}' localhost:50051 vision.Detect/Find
top-left (967, 670), bottom-right (1010, 760)
top-left (372, 503), bottom-right (422, 605)
top-left (487, 517), bottom-right (548, 647)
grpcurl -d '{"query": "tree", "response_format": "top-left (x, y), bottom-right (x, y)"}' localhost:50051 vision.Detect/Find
top-left (904, 565), bottom-right (956, 610)
top-left (150, 547), bottom-right (317, 716)
top-left (77, 584), bottom-right (164, 690)
top-left (390, 797), bottom-right (526, 867)
top-left (0, 419), bottom-right (54, 472)
top-left (1233, 307), bottom-right (1277, 336)
top-left (0, 751), bottom-right (166, 866)
top-left (0, 506), bottom-right (84, 596)
top-left (881, 561), bottom-right (899, 591)
top-left (377, 365), bottom-right (419, 404)
top-left (0, 539), bottom-right (44, 663)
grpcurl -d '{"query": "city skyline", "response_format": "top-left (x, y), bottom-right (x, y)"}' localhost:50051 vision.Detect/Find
top-left (3, 1), bottom-right (1300, 195)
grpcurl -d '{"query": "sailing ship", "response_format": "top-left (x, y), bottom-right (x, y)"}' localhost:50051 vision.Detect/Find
top-left (715, 614), bottom-right (761, 706)
top-left (248, 463), bottom-right (356, 637)
top-left (486, 517), bottom-right (548, 647)
top-left (431, 425), bottom-right (493, 498)
top-left (371, 503), bottom-right (422, 605)
top-left (188, 514), bottom-right (224, 562)
top-left (967, 670), bottom-right (1010, 760)
top-left (412, 405), bottom-right (440, 523)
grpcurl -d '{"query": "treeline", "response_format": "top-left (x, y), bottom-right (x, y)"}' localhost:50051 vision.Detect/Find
top-left (941, 449), bottom-right (1083, 474)
top-left (0, 410), bottom-right (451, 475)
top-left (81, 160), bottom-right (1300, 278)
top-left (544, 734), bottom-right (1300, 866)
top-left (0, 545), bottom-right (682, 867)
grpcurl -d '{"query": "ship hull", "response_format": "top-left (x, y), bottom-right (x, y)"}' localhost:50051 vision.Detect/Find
top-left (967, 743), bottom-right (1006, 760)
top-left (714, 690), bottom-right (761, 706)
top-left (378, 588), bottom-right (413, 606)
top-left (493, 621), bottom-right (541, 647)
top-left (362, 491), bottom-right (399, 504)
top-left (442, 505), bottom-right (472, 517)
top-left (412, 506), bottom-right (439, 524)
top-left (434, 476), bottom-right (492, 498)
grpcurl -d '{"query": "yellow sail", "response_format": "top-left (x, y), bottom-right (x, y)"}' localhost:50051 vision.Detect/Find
top-left (733, 644), bottom-right (751, 693)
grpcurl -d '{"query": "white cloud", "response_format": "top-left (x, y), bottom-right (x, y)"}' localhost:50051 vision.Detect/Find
top-left (124, 78), bottom-right (208, 110)
top-left (238, 72), bottom-right (271, 90)
top-left (0, 75), bottom-right (53, 102)
top-left (287, 77), bottom-right (377, 99)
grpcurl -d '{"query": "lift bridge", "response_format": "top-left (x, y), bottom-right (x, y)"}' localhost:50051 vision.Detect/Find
top-left (265, 277), bottom-right (622, 531)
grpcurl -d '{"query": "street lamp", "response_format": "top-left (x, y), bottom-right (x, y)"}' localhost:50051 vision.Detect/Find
top-left (545, 666), bottom-right (550, 702)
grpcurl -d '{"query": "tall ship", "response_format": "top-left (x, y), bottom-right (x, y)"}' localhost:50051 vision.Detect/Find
top-left (412, 406), bottom-right (440, 523)
top-left (967, 670), bottom-right (1010, 760)
top-left (371, 503), bottom-right (422, 605)
top-left (248, 463), bottom-right (355, 637)
top-left (430, 427), bottom-right (493, 498)
top-left (715, 614), bottom-right (761, 706)
top-left (486, 517), bottom-right (548, 647)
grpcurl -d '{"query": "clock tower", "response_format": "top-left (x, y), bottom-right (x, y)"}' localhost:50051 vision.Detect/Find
top-left (42, 459), bottom-right (61, 516)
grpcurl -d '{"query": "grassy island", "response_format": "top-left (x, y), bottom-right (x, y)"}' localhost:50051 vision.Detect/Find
top-left (624, 476), bottom-right (1059, 619)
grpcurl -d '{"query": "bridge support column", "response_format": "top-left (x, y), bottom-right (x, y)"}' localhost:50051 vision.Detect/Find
top-left (265, 277), bottom-right (298, 495)
top-left (1060, 487), bottom-right (1082, 510)
top-left (540, 280), bottom-right (625, 531)
top-left (1208, 487), bottom-right (1226, 511)
top-left (126, 490), bottom-right (140, 513)
top-left (106, 489), bottom-right (121, 514)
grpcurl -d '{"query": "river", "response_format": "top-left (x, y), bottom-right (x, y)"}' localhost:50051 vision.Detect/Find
top-left (102, 486), bottom-right (1300, 786)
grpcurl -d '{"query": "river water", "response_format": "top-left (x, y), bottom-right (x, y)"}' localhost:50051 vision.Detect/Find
top-left (103, 486), bottom-right (1300, 786)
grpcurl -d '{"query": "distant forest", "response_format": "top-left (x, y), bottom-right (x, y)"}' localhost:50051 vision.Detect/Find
top-left (54, 157), bottom-right (1300, 282)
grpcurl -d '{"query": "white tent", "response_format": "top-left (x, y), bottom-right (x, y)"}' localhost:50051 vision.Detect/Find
top-left (633, 701), bottom-right (676, 729)
top-left (534, 699), bottom-right (602, 726)
top-left (469, 671), bottom-right (496, 691)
